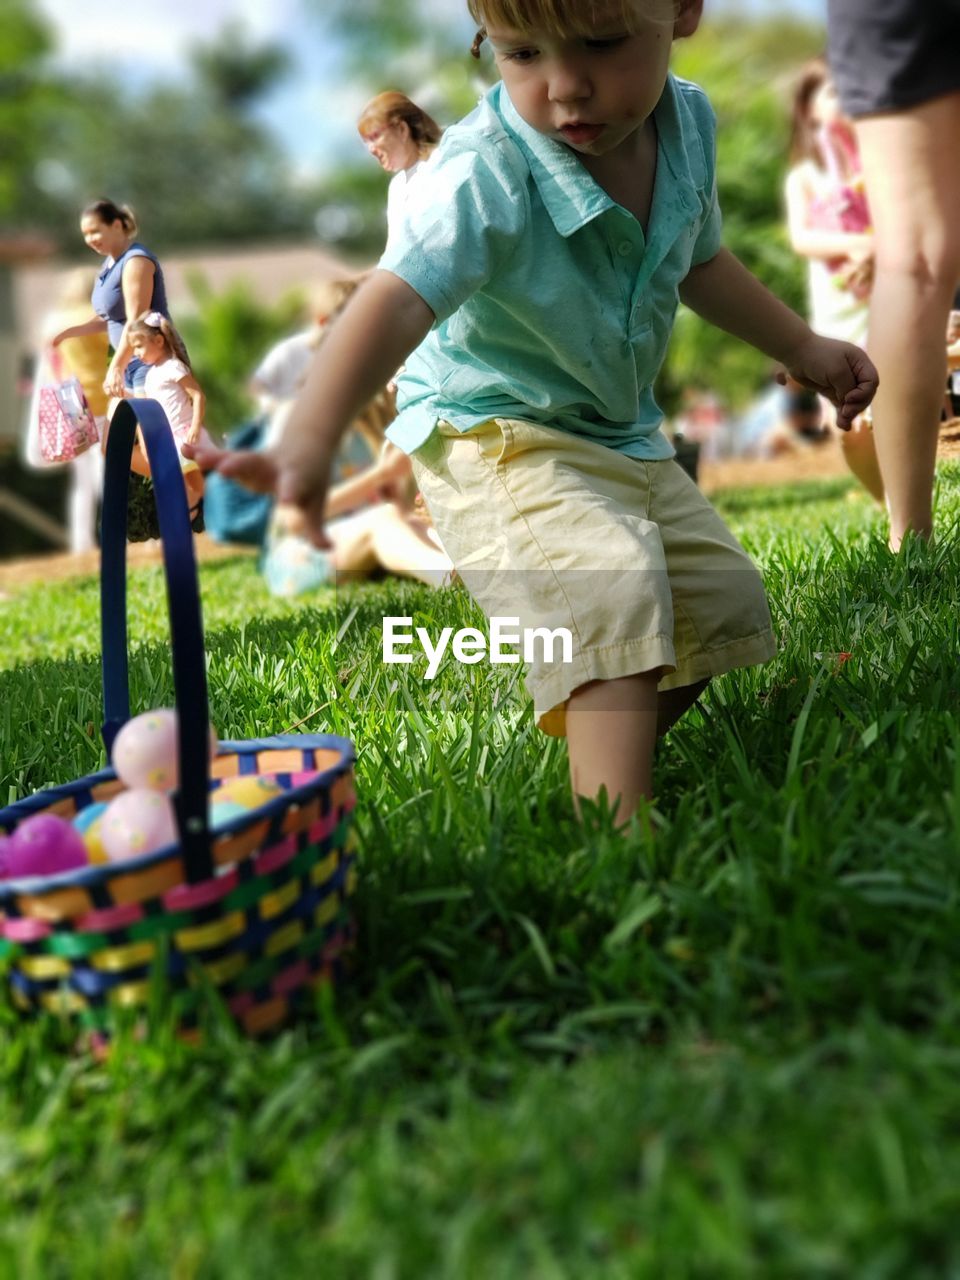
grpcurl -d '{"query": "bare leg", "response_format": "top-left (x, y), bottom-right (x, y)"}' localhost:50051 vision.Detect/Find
top-left (183, 468), bottom-right (204, 514)
top-left (364, 504), bottom-right (454, 586)
top-left (566, 672), bottom-right (659, 824)
top-left (855, 93), bottom-right (960, 548)
top-left (68, 446), bottom-right (103, 553)
top-left (839, 419), bottom-right (885, 504)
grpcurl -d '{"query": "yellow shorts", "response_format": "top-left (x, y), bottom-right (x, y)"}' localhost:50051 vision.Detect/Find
top-left (412, 418), bottom-right (776, 736)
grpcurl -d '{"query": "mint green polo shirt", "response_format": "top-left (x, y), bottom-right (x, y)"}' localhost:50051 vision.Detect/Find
top-left (380, 74), bottom-right (722, 459)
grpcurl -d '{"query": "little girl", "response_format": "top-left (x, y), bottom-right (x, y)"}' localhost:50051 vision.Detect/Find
top-left (126, 311), bottom-right (212, 520)
top-left (784, 58), bottom-right (883, 502)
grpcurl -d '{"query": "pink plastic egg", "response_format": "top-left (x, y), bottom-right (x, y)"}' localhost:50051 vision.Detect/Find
top-left (101, 789), bottom-right (177, 863)
top-left (111, 709), bottom-right (217, 792)
top-left (3, 813), bottom-right (89, 879)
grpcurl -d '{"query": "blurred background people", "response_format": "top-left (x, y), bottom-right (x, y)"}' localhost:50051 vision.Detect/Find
top-left (51, 199), bottom-right (170, 403)
top-left (945, 291), bottom-right (960, 421)
top-left (784, 58), bottom-right (883, 502)
top-left (731, 373), bottom-right (830, 460)
top-left (357, 92), bottom-right (443, 248)
top-left (827, 0), bottom-right (960, 548)
top-left (31, 268), bottom-right (108, 552)
top-left (125, 311), bottom-right (211, 522)
top-left (246, 273), bottom-right (453, 593)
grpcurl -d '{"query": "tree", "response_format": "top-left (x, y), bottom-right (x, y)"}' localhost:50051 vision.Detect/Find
top-left (2, 2), bottom-right (322, 252)
top-left (662, 17), bottom-right (823, 411)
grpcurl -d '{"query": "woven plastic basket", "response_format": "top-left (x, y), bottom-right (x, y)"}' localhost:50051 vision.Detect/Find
top-left (0, 399), bottom-right (356, 1040)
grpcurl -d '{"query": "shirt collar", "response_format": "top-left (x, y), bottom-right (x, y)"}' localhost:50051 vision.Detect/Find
top-left (493, 75), bottom-right (702, 237)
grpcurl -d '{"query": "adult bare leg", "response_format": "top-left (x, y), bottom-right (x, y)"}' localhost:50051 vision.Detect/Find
top-left (855, 93), bottom-right (960, 548)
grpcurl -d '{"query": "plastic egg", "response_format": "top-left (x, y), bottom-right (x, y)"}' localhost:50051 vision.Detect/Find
top-left (208, 800), bottom-right (251, 831)
top-left (208, 775), bottom-right (284, 830)
top-left (112, 709), bottom-right (217, 792)
top-left (101, 789), bottom-right (177, 863)
top-left (73, 802), bottom-right (110, 864)
top-left (72, 802), bottom-right (108, 836)
top-left (3, 813), bottom-right (89, 879)
top-left (211, 775), bottom-right (284, 810)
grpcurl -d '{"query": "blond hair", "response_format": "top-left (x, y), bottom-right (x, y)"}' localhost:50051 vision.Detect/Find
top-left (468, 0), bottom-right (677, 54)
top-left (311, 276), bottom-right (363, 325)
top-left (357, 92), bottom-right (442, 158)
top-left (128, 311), bottom-right (191, 368)
top-left (310, 273), bottom-right (395, 452)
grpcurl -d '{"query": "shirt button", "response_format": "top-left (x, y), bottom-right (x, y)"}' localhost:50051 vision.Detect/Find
top-left (617, 241), bottom-right (632, 257)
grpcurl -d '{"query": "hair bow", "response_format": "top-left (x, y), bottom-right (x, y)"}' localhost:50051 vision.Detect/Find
top-left (143, 310), bottom-right (165, 327)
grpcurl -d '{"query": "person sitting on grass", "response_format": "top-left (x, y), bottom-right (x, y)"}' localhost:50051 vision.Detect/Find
top-left (187, 0), bottom-right (877, 825)
top-left (251, 276), bottom-right (454, 593)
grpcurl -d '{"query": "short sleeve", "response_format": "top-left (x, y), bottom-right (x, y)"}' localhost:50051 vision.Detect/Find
top-left (166, 359), bottom-right (190, 381)
top-left (378, 135), bottom-right (528, 323)
top-left (688, 94), bottom-right (723, 266)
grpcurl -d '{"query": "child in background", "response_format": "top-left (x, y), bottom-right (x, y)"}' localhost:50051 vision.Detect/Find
top-left (785, 58), bottom-right (883, 502)
top-left (37, 268), bottom-right (110, 552)
top-left (250, 280), bottom-right (360, 433)
top-left (189, 0), bottom-right (877, 824)
top-left (126, 311), bottom-right (212, 521)
top-left (256, 276), bottom-right (453, 593)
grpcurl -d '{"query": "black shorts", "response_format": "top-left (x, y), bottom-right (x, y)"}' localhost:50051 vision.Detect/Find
top-left (827, 0), bottom-right (960, 118)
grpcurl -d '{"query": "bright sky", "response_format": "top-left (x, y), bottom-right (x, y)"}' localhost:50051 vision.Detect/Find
top-left (36, 0), bottom-right (827, 181)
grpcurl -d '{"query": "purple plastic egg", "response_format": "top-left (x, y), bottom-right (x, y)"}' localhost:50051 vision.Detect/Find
top-left (3, 813), bottom-right (89, 879)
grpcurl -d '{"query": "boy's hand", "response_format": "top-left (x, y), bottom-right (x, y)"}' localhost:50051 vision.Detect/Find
top-left (778, 335), bottom-right (878, 431)
top-left (182, 440), bottom-right (334, 548)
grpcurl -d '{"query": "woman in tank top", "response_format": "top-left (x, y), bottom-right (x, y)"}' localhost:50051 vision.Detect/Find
top-left (51, 197), bottom-right (170, 400)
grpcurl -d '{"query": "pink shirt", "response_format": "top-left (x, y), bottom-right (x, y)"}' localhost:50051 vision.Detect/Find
top-left (144, 357), bottom-right (194, 440)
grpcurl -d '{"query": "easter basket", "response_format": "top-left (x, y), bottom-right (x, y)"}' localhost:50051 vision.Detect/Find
top-left (0, 399), bottom-right (356, 1040)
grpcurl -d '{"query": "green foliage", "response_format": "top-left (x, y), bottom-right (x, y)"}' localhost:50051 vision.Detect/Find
top-left (1, 467), bottom-right (960, 1271)
top-left (176, 277), bottom-right (308, 435)
top-left (658, 18), bottom-right (824, 413)
top-left (4, 4), bottom-right (321, 252)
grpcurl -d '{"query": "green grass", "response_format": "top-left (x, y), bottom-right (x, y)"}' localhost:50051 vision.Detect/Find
top-left (2, 466), bottom-right (960, 1277)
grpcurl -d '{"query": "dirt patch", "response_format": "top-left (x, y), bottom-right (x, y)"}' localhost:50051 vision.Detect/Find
top-left (937, 417), bottom-right (960, 462)
top-left (3, 419), bottom-right (959, 593)
top-left (0, 535), bottom-right (255, 594)
top-left (699, 439), bottom-right (851, 496)
top-left (700, 418), bottom-right (960, 495)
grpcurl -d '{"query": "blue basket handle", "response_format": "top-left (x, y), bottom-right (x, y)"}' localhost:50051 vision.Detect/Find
top-left (100, 399), bottom-right (213, 883)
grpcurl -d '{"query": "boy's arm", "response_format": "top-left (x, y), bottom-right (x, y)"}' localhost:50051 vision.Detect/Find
top-left (679, 248), bottom-right (878, 428)
top-left (186, 270), bottom-right (434, 544)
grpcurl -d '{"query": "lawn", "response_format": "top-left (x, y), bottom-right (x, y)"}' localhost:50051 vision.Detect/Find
top-left (1, 467), bottom-right (960, 1278)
